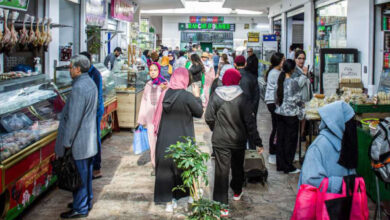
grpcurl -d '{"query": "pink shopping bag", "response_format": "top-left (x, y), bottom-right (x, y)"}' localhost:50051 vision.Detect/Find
top-left (349, 177), bottom-right (369, 220)
top-left (291, 184), bottom-right (318, 220)
top-left (316, 178), bottom-right (347, 220)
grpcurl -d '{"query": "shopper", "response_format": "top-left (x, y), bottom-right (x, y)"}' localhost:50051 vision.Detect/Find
top-left (141, 50), bottom-right (151, 66)
top-left (153, 67), bottom-right (203, 212)
top-left (175, 51), bottom-right (187, 69)
top-left (293, 50), bottom-right (312, 141)
top-left (288, 45), bottom-right (296, 59)
top-left (201, 52), bottom-right (216, 107)
top-left (173, 46), bottom-right (180, 57)
top-left (213, 51), bottom-right (220, 75)
top-left (211, 54), bottom-right (235, 95)
top-left (298, 101), bottom-right (357, 193)
top-left (151, 51), bottom-right (160, 63)
top-left (275, 59), bottom-right (303, 174)
top-left (168, 51), bottom-right (176, 69)
top-left (205, 68), bottom-right (263, 217)
top-left (160, 56), bottom-right (173, 81)
top-left (245, 47), bottom-right (259, 77)
top-left (80, 51), bottom-right (105, 180)
top-left (222, 48), bottom-right (234, 64)
top-left (138, 62), bottom-right (167, 175)
top-left (104, 47), bottom-right (121, 70)
top-left (264, 53), bottom-right (285, 165)
top-left (189, 54), bottom-right (205, 87)
top-left (55, 55), bottom-right (97, 218)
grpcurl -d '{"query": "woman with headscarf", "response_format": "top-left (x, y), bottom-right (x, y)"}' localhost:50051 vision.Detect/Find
top-left (160, 56), bottom-right (173, 81)
top-left (153, 68), bottom-right (204, 212)
top-left (137, 63), bottom-right (167, 174)
top-left (205, 69), bottom-right (263, 217)
top-left (201, 52), bottom-right (216, 107)
top-left (298, 101), bottom-right (357, 193)
top-left (168, 51), bottom-right (176, 69)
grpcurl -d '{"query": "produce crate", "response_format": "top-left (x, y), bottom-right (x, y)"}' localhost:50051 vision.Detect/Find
top-left (356, 127), bottom-right (390, 202)
top-left (350, 103), bottom-right (390, 114)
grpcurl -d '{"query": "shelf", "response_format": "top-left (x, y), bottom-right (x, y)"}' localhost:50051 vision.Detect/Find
top-left (3, 21), bottom-right (72, 29)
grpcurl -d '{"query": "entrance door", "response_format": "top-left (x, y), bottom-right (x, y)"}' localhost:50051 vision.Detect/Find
top-left (200, 42), bottom-right (213, 53)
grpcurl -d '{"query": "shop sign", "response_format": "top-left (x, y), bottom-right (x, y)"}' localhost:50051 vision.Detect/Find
top-left (111, 0), bottom-right (135, 22)
top-left (0, 0), bottom-right (29, 11)
top-left (86, 0), bottom-right (106, 26)
top-left (248, 32), bottom-right (260, 42)
top-left (263, 34), bottom-right (277, 41)
top-left (244, 24), bottom-right (250, 29)
top-left (190, 16), bottom-right (224, 24)
top-left (178, 23), bottom-right (235, 31)
top-left (339, 63), bottom-right (362, 79)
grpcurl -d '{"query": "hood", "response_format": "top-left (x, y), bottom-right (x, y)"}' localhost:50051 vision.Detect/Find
top-left (215, 85), bottom-right (243, 101)
top-left (318, 101), bottom-right (355, 150)
top-left (163, 90), bottom-right (183, 113)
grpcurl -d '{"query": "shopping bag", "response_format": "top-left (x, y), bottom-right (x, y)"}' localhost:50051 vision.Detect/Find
top-left (316, 178), bottom-right (348, 220)
top-left (350, 177), bottom-right (369, 220)
top-left (132, 125), bottom-right (150, 155)
top-left (51, 149), bottom-right (82, 192)
top-left (291, 184), bottom-right (318, 220)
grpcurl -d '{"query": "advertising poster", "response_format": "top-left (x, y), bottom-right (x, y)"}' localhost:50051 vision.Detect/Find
top-left (86, 0), bottom-right (106, 26)
top-left (111, 0), bottom-right (135, 22)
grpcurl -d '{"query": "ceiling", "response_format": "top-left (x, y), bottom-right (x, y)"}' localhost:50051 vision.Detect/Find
top-left (138, 0), bottom-right (185, 10)
top-left (223, 0), bottom-right (279, 11)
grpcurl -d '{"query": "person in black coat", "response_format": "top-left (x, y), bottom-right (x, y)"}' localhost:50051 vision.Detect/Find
top-left (245, 48), bottom-right (259, 77)
top-left (205, 68), bottom-right (263, 216)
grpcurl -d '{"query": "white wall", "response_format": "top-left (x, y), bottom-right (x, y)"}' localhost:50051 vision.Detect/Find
top-left (303, 1), bottom-right (314, 67)
top-left (46, 0), bottom-right (60, 79)
top-left (161, 16), bottom-right (269, 50)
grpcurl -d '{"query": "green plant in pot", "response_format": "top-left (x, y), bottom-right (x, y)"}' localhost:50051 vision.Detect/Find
top-left (166, 137), bottom-right (227, 220)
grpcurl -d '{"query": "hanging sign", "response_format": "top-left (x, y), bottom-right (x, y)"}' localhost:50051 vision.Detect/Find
top-left (263, 34), bottom-right (277, 41)
top-left (190, 16), bottom-right (224, 24)
top-left (179, 23), bottom-right (235, 31)
top-left (86, 0), bottom-right (106, 26)
top-left (248, 32), bottom-right (260, 42)
top-left (339, 63), bottom-right (362, 79)
top-left (0, 0), bottom-right (29, 11)
top-left (111, 0), bottom-right (135, 22)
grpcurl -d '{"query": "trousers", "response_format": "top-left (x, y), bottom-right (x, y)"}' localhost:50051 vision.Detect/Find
top-left (73, 158), bottom-right (93, 214)
top-left (276, 114), bottom-right (299, 173)
top-left (93, 115), bottom-right (103, 170)
top-left (267, 103), bottom-right (278, 155)
top-left (213, 146), bottom-right (245, 205)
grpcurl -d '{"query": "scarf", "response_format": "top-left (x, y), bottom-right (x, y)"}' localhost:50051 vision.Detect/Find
top-left (150, 62), bottom-right (167, 85)
top-left (338, 118), bottom-right (358, 169)
top-left (161, 56), bottom-right (173, 74)
top-left (153, 67), bottom-right (189, 135)
top-left (222, 68), bottom-right (241, 86)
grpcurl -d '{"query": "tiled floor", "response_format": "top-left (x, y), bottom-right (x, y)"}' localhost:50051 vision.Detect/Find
top-left (21, 101), bottom-right (377, 219)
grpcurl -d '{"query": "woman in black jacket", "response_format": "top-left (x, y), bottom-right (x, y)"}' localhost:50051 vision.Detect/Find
top-left (205, 68), bottom-right (263, 217)
top-left (189, 54), bottom-right (205, 86)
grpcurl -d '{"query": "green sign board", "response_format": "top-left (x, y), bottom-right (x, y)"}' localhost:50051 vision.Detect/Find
top-left (179, 23), bottom-right (235, 32)
top-left (0, 0), bottom-right (29, 11)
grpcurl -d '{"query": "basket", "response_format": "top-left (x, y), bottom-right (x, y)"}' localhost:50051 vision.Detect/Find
top-left (350, 103), bottom-right (390, 114)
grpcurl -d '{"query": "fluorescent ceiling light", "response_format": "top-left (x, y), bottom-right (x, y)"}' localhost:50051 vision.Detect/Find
top-left (141, 1), bottom-right (263, 15)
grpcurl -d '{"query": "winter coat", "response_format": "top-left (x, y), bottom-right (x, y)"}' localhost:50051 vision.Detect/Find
top-left (292, 67), bottom-right (311, 102)
top-left (189, 63), bottom-right (203, 82)
top-left (264, 68), bottom-right (281, 104)
top-left (298, 101), bottom-right (356, 193)
top-left (245, 54), bottom-right (259, 77)
top-left (239, 68), bottom-right (260, 113)
top-left (88, 65), bottom-right (104, 119)
top-left (205, 86), bottom-right (262, 149)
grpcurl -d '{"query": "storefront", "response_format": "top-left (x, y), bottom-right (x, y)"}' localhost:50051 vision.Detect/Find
top-left (286, 7), bottom-right (305, 59)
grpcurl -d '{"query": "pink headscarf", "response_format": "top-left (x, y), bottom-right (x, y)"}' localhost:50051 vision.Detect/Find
top-left (153, 67), bottom-right (189, 135)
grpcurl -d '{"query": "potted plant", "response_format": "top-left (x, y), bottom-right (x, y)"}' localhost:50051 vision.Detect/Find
top-left (166, 137), bottom-right (227, 220)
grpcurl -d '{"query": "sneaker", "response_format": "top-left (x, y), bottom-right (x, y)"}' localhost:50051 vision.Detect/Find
top-left (233, 191), bottom-right (243, 201)
top-left (293, 153), bottom-right (299, 162)
top-left (188, 197), bottom-right (194, 204)
top-left (220, 209), bottom-right (229, 217)
top-left (288, 168), bottom-right (301, 174)
top-left (165, 203), bottom-right (174, 212)
top-left (268, 154), bottom-right (276, 165)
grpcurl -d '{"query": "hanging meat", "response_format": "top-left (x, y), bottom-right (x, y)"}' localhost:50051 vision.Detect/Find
top-left (7, 11), bottom-right (20, 48)
top-left (19, 14), bottom-right (29, 46)
top-left (27, 16), bottom-right (36, 44)
top-left (44, 18), bottom-right (52, 46)
top-left (32, 17), bottom-right (41, 47)
top-left (38, 17), bottom-right (47, 46)
top-left (0, 9), bottom-right (4, 44)
top-left (1, 10), bottom-right (11, 48)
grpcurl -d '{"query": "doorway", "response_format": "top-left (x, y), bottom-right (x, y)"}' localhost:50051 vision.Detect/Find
top-left (200, 42), bottom-right (213, 53)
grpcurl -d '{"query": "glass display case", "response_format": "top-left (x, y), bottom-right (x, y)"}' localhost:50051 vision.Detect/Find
top-left (138, 32), bottom-right (156, 51)
top-left (94, 63), bottom-right (116, 102)
top-left (54, 65), bottom-right (72, 90)
top-left (0, 82), bottom-right (62, 162)
top-left (115, 64), bottom-right (148, 94)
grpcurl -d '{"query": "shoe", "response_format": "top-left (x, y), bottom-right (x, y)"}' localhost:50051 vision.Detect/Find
top-left (188, 196), bottom-right (194, 204)
top-left (67, 203), bottom-right (92, 211)
top-left (92, 170), bottom-right (102, 180)
top-left (268, 154), bottom-right (276, 165)
top-left (60, 210), bottom-right (88, 219)
top-left (293, 153), bottom-right (299, 162)
top-left (288, 169), bottom-right (301, 174)
top-left (220, 209), bottom-right (229, 217)
top-left (165, 203), bottom-right (174, 213)
top-left (172, 199), bottom-right (178, 209)
top-left (233, 191), bottom-right (243, 201)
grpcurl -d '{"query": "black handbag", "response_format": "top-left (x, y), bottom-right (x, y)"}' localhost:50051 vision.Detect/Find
top-left (52, 149), bottom-right (83, 192)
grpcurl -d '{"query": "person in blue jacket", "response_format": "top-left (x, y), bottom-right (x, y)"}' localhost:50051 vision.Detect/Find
top-left (81, 52), bottom-right (105, 179)
top-left (298, 101), bottom-right (357, 193)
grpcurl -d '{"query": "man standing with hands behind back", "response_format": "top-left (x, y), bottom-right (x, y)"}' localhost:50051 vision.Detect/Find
top-left (245, 48), bottom-right (259, 77)
top-left (55, 55), bottom-right (98, 219)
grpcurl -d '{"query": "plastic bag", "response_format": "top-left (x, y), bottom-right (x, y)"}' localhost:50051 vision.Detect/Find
top-left (132, 125), bottom-right (150, 155)
top-left (1, 113), bottom-right (32, 132)
top-left (291, 184), bottom-right (318, 220)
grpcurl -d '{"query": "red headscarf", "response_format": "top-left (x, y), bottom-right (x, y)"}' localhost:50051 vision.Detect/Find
top-left (153, 67), bottom-right (189, 135)
top-left (222, 68), bottom-right (242, 86)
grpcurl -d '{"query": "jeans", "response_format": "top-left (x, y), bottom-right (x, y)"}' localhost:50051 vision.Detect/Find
top-left (276, 115), bottom-right (299, 173)
top-left (267, 103), bottom-right (278, 155)
top-left (213, 146), bottom-right (245, 205)
top-left (93, 115), bottom-right (102, 171)
top-left (73, 158), bottom-right (93, 214)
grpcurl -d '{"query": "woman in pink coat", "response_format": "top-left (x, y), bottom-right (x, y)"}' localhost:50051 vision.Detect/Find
top-left (138, 62), bottom-right (167, 172)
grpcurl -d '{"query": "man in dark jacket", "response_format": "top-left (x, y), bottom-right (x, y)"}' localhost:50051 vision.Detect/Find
top-left (205, 69), bottom-right (263, 217)
top-left (81, 52), bottom-right (105, 179)
top-left (245, 48), bottom-right (259, 77)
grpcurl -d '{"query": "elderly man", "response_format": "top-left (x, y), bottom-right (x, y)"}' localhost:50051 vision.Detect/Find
top-left (55, 55), bottom-right (98, 219)
top-left (245, 48), bottom-right (259, 77)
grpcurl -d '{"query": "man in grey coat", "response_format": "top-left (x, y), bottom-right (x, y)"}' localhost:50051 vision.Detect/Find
top-left (55, 55), bottom-right (98, 219)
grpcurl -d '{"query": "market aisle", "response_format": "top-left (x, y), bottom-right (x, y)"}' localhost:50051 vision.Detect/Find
top-left (20, 101), bottom-right (374, 219)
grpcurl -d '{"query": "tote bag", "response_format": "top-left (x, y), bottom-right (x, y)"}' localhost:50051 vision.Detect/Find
top-left (291, 184), bottom-right (319, 220)
top-left (52, 149), bottom-right (82, 192)
top-left (133, 125), bottom-right (150, 155)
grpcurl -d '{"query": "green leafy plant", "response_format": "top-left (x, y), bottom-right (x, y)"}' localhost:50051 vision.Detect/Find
top-left (166, 137), bottom-right (227, 220)
top-left (86, 26), bottom-right (102, 55)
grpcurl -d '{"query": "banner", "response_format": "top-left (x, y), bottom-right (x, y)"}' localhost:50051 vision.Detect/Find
top-left (86, 0), bottom-right (106, 26)
top-left (190, 16), bottom-right (224, 24)
top-left (0, 0), bottom-right (29, 11)
top-left (179, 23), bottom-right (235, 32)
top-left (111, 0), bottom-right (135, 22)
top-left (248, 32), bottom-right (260, 42)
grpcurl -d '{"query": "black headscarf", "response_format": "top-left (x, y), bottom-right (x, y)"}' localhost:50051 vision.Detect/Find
top-left (338, 118), bottom-right (358, 169)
